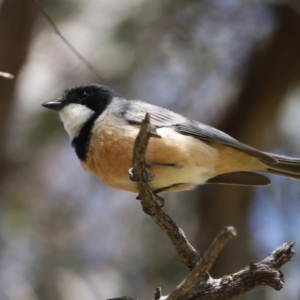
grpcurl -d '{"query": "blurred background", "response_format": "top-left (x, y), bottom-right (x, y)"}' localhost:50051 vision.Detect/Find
top-left (1, 0), bottom-right (300, 299)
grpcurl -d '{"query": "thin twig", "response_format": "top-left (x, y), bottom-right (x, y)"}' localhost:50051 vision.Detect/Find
top-left (32, 0), bottom-right (106, 82)
top-left (0, 71), bottom-right (14, 79)
top-left (128, 114), bottom-right (295, 300)
top-left (109, 241), bottom-right (295, 300)
top-left (166, 226), bottom-right (237, 300)
top-left (131, 113), bottom-right (200, 270)
top-left (185, 241), bottom-right (295, 300)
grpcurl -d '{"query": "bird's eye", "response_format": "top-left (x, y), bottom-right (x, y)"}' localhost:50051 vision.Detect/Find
top-left (81, 92), bottom-right (89, 100)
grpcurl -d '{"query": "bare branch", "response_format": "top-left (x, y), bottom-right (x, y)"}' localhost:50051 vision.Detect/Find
top-left (0, 71), bottom-right (14, 79)
top-left (184, 241), bottom-right (295, 300)
top-left (119, 114), bottom-right (296, 300)
top-left (167, 227), bottom-right (237, 300)
top-left (130, 113), bottom-right (200, 270)
top-left (32, 0), bottom-right (106, 82)
top-left (109, 241), bottom-right (295, 300)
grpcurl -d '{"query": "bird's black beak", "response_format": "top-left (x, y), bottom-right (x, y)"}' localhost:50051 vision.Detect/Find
top-left (42, 101), bottom-right (65, 111)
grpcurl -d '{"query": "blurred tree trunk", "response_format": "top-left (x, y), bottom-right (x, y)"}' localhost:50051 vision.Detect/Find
top-left (0, 0), bottom-right (35, 144)
top-left (0, 0), bottom-right (35, 277)
top-left (196, 2), bottom-right (300, 285)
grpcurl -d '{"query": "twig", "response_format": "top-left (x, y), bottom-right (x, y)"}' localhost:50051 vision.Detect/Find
top-left (127, 113), bottom-right (295, 300)
top-left (0, 71), bottom-right (14, 79)
top-left (32, 0), bottom-right (106, 82)
top-left (184, 241), bottom-right (295, 300)
top-left (109, 241), bottom-right (295, 300)
top-left (131, 113), bottom-right (200, 270)
top-left (166, 226), bottom-right (237, 300)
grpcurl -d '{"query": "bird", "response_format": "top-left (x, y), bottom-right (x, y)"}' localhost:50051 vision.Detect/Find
top-left (42, 83), bottom-right (300, 194)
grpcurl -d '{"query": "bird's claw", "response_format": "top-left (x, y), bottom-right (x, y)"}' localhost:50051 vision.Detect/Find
top-left (128, 168), bottom-right (136, 181)
top-left (129, 167), bottom-right (155, 182)
top-left (144, 168), bottom-right (155, 182)
top-left (136, 194), bottom-right (165, 210)
top-left (154, 194), bottom-right (165, 208)
top-left (149, 124), bottom-right (161, 138)
top-left (141, 204), bottom-right (155, 215)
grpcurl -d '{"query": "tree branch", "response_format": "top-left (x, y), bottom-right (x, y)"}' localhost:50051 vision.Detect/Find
top-left (109, 113), bottom-right (295, 300)
top-left (32, 0), bottom-right (106, 82)
top-left (108, 241), bottom-right (295, 300)
top-left (166, 227), bottom-right (236, 300)
top-left (130, 113), bottom-right (200, 270)
top-left (184, 241), bottom-right (295, 300)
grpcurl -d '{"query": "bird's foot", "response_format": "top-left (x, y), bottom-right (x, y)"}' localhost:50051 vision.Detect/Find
top-left (154, 194), bottom-right (165, 208)
top-left (129, 167), bottom-right (155, 182)
top-left (136, 193), bottom-right (165, 213)
top-left (149, 124), bottom-right (161, 139)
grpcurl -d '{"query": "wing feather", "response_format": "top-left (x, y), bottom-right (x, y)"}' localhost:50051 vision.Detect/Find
top-left (121, 100), bottom-right (277, 164)
top-left (175, 122), bottom-right (277, 164)
top-left (207, 172), bottom-right (271, 185)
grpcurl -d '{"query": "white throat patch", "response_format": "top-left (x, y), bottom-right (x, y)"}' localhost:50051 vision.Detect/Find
top-left (59, 103), bottom-right (94, 139)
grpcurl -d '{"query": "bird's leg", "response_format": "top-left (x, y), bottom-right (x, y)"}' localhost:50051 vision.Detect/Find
top-left (149, 124), bottom-right (161, 138)
top-left (153, 194), bottom-right (165, 208)
top-left (130, 118), bottom-right (164, 214)
top-left (136, 193), bottom-right (165, 214)
top-left (129, 166), bottom-right (154, 182)
top-left (137, 182), bottom-right (184, 210)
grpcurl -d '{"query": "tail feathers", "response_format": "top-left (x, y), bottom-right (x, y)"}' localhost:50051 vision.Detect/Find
top-left (265, 169), bottom-right (300, 180)
top-left (207, 171), bottom-right (271, 186)
top-left (264, 152), bottom-right (300, 180)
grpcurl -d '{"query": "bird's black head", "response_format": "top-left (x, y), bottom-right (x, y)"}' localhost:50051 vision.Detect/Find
top-left (42, 83), bottom-right (121, 113)
top-left (41, 83), bottom-right (123, 143)
top-left (42, 84), bottom-right (123, 160)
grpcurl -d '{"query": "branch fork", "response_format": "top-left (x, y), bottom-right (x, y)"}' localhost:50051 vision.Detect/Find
top-left (109, 113), bottom-right (295, 300)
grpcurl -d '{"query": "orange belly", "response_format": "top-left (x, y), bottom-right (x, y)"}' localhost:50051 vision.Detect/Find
top-left (81, 123), bottom-right (219, 192)
top-left (80, 118), bottom-right (267, 193)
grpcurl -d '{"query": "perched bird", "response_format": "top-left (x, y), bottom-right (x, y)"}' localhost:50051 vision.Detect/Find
top-left (42, 83), bottom-right (300, 194)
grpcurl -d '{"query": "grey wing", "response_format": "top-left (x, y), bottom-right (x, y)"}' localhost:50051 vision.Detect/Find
top-left (175, 122), bottom-right (277, 164)
top-left (121, 100), bottom-right (277, 164)
top-left (121, 100), bottom-right (188, 127)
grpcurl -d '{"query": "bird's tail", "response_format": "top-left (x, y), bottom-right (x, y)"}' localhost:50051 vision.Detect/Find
top-left (264, 153), bottom-right (300, 180)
